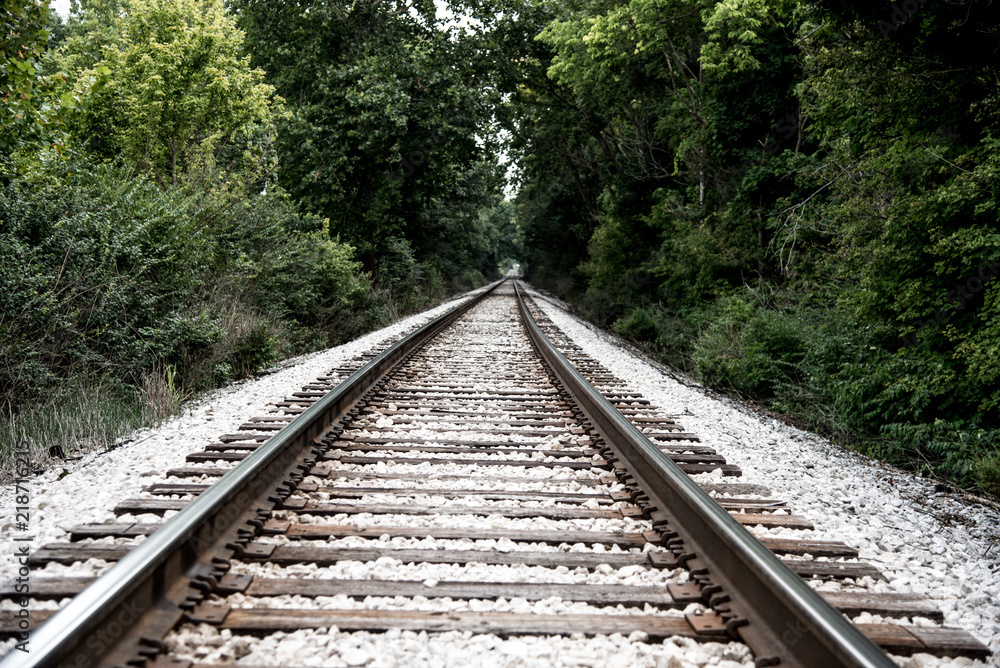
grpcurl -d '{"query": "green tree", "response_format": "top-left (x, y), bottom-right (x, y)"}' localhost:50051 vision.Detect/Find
top-left (1, 0), bottom-right (52, 159)
top-left (62, 0), bottom-right (284, 189)
top-left (233, 0), bottom-right (504, 287)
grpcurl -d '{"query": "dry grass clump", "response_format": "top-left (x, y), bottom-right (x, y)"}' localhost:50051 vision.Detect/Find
top-left (0, 372), bottom-right (184, 474)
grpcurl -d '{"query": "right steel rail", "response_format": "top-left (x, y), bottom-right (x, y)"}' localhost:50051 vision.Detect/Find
top-left (513, 282), bottom-right (897, 668)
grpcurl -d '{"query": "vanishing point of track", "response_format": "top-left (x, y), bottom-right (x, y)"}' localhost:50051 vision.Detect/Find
top-left (0, 280), bottom-right (989, 667)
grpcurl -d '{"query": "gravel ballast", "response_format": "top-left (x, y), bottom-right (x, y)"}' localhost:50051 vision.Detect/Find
top-left (2, 281), bottom-right (996, 667)
top-left (157, 285), bottom-right (755, 667)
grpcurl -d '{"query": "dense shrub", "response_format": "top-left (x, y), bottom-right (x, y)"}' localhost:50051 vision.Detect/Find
top-left (692, 295), bottom-right (813, 398)
top-left (1, 165), bottom-right (199, 405)
top-left (0, 162), bottom-right (372, 412)
top-left (619, 288), bottom-right (996, 488)
top-left (613, 308), bottom-right (658, 342)
top-left (611, 306), bottom-right (697, 366)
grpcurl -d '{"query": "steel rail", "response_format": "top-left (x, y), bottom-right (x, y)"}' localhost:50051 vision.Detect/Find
top-left (513, 282), bottom-right (896, 668)
top-left (5, 279), bottom-right (505, 668)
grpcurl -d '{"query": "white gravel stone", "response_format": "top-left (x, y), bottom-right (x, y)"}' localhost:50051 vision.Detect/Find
top-left (228, 558), bottom-right (683, 587)
top-left (163, 625), bottom-right (755, 667)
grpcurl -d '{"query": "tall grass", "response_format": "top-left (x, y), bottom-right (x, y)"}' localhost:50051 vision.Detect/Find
top-left (0, 372), bottom-right (182, 473)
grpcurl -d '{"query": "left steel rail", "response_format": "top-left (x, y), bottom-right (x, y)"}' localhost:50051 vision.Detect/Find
top-left (4, 279), bottom-right (504, 668)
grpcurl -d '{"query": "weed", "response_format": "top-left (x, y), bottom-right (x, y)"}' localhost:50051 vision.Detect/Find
top-left (139, 365), bottom-right (186, 422)
top-left (975, 453), bottom-right (1000, 498)
top-left (0, 376), bottom-right (160, 472)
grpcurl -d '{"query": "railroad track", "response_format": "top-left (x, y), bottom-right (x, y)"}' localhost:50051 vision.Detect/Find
top-left (0, 280), bottom-right (990, 667)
